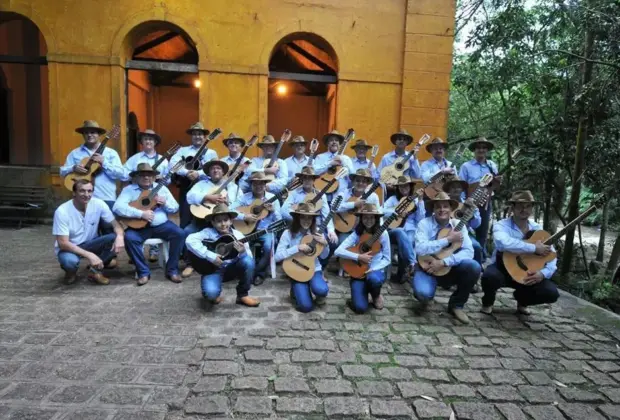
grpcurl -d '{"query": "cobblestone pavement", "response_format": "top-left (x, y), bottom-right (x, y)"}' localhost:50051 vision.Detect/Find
top-left (1, 225), bottom-right (620, 419)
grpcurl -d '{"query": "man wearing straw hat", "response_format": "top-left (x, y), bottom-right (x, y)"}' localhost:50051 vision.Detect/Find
top-left (60, 120), bottom-right (125, 208)
top-left (350, 139), bottom-right (379, 181)
top-left (185, 204), bottom-right (260, 308)
top-left (123, 129), bottom-right (170, 183)
top-left (285, 135), bottom-right (311, 183)
top-left (113, 163), bottom-right (185, 286)
top-left (414, 192), bottom-right (481, 324)
top-left (239, 134), bottom-right (289, 194)
top-left (458, 137), bottom-right (500, 258)
top-left (314, 130), bottom-right (354, 194)
top-left (480, 190), bottom-right (559, 316)
top-left (377, 129), bottom-right (421, 180)
top-left (169, 122), bottom-right (218, 229)
top-left (420, 137), bottom-right (456, 184)
top-left (221, 133), bottom-right (251, 185)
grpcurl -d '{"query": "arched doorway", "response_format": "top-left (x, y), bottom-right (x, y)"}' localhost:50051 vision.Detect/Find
top-left (124, 21), bottom-right (199, 158)
top-left (0, 12), bottom-right (50, 165)
top-left (268, 33), bottom-right (338, 154)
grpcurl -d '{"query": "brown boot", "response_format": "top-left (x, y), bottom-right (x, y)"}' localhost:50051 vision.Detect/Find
top-left (88, 272), bottom-right (110, 285)
top-left (64, 271), bottom-right (78, 285)
top-left (105, 258), bottom-right (118, 269)
top-left (236, 296), bottom-right (260, 307)
top-left (181, 266), bottom-right (194, 278)
top-left (137, 276), bottom-right (150, 286)
top-left (166, 274), bottom-right (182, 284)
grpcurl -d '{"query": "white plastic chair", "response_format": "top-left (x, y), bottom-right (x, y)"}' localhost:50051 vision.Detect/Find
top-left (143, 238), bottom-right (170, 270)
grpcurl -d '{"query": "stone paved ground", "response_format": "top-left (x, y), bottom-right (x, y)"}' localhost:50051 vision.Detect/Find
top-left (1, 225), bottom-right (620, 420)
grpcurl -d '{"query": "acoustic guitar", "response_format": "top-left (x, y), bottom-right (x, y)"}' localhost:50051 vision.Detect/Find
top-left (423, 162), bottom-right (457, 200)
top-left (502, 195), bottom-right (605, 283)
top-left (152, 142), bottom-right (181, 172)
top-left (227, 135), bottom-right (258, 182)
top-left (342, 196), bottom-right (415, 278)
top-left (303, 167), bottom-right (348, 211)
top-left (379, 134), bottom-right (431, 186)
top-left (314, 129), bottom-right (355, 194)
top-left (467, 148), bottom-right (522, 204)
top-left (306, 138), bottom-right (320, 167)
top-left (172, 128), bottom-right (222, 188)
top-left (333, 179), bottom-right (382, 233)
top-left (388, 189), bottom-right (424, 229)
top-left (119, 161), bottom-right (184, 230)
top-left (263, 129), bottom-right (292, 181)
top-left (282, 196), bottom-right (343, 282)
top-left (189, 163), bottom-right (249, 219)
top-left (233, 178), bottom-right (302, 235)
top-left (189, 220), bottom-right (287, 275)
top-left (417, 175), bottom-right (494, 276)
top-left (63, 124), bottom-right (121, 191)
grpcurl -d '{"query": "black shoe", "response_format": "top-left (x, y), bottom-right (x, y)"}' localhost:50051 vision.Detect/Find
top-left (253, 276), bottom-right (265, 286)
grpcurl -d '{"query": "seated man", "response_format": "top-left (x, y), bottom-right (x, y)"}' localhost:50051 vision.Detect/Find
top-left (113, 163), bottom-right (185, 286)
top-left (413, 192), bottom-right (481, 324)
top-left (480, 190), bottom-right (559, 315)
top-left (186, 204), bottom-right (260, 308)
top-left (53, 179), bottom-right (125, 285)
top-left (443, 178), bottom-right (483, 265)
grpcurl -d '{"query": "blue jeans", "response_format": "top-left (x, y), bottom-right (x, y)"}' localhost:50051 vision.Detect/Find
top-left (290, 271), bottom-right (329, 313)
top-left (476, 201), bottom-right (492, 259)
top-left (57, 233), bottom-right (117, 273)
top-left (124, 221), bottom-right (185, 278)
top-left (98, 200), bottom-right (116, 235)
top-left (201, 254), bottom-right (254, 299)
top-left (179, 187), bottom-right (192, 229)
top-left (350, 270), bottom-right (385, 314)
top-left (254, 232), bottom-right (274, 278)
top-left (389, 228), bottom-right (416, 276)
top-left (471, 237), bottom-right (483, 265)
top-left (412, 259), bottom-right (480, 309)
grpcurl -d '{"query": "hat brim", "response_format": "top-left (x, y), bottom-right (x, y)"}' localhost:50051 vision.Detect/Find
top-left (257, 142), bottom-right (277, 148)
top-left (468, 140), bottom-right (495, 151)
top-left (351, 144), bottom-right (372, 150)
top-left (205, 211), bottom-right (238, 222)
top-left (129, 169), bottom-right (160, 178)
top-left (202, 161), bottom-right (230, 175)
top-left (223, 137), bottom-right (246, 147)
top-left (508, 199), bottom-right (540, 205)
top-left (322, 133), bottom-right (345, 144)
top-left (76, 126), bottom-right (106, 135)
top-left (354, 211), bottom-right (384, 217)
top-left (138, 132), bottom-right (161, 144)
top-left (296, 172), bottom-right (320, 179)
top-left (290, 208), bottom-right (320, 217)
top-left (432, 198), bottom-right (459, 211)
top-left (186, 128), bottom-right (210, 135)
top-left (249, 177), bottom-right (270, 183)
top-left (349, 174), bottom-right (374, 182)
top-left (390, 133), bottom-right (413, 145)
top-left (290, 140), bottom-right (307, 145)
top-left (425, 142), bottom-right (449, 153)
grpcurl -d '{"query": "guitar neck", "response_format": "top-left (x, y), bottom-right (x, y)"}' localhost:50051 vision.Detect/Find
top-left (545, 204), bottom-right (599, 244)
top-left (84, 138), bottom-right (110, 170)
top-left (228, 145), bottom-right (252, 175)
top-left (152, 154), bottom-right (165, 170)
top-left (364, 214), bottom-right (397, 247)
top-left (307, 150), bottom-right (319, 167)
top-left (361, 181), bottom-right (381, 200)
top-left (398, 147), bottom-right (416, 165)
top-left (241, 228), bottom-right (267, 244)
top-left (310, 181), bottom-right (335, 205)
top-left (266, 142), bottom-right (285, 168)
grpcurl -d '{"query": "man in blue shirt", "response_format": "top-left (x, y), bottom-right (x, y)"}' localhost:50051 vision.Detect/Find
top-left (350, 139), bottom-right (379, 181)
top-left (378, 129), bottom-right (422, 181)
top-left (239, 135), bottom-right (289, 194)
top-left (414, 192), bottom-right (481, 324)
top-left (459, 137), bottom-right (499, 258)
top-left (123, 129), bottom-right (170, 183)
top-left (220, 133), bottom-right (251, 186)
top-left (314, 130), bottom-right (354, 198)
top-left (480, 190), bottom-right (559, 315)
top-left (113, 163), bottom-right (185, 286)
top-left (285, 136), bottom-right (311, 182)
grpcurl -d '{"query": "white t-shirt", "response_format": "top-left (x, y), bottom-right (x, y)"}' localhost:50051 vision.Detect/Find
top-left (53, 198), bottom-right (115, 255)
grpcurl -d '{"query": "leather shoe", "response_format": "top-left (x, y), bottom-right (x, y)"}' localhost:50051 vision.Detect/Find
top-left (105, 258), bottom-right (118, 269)
top-left (236, 296), bottom-right (260, 307)
top-left (166, 274), bottom-right (182, 284)
top-left (137, 276), bottom-right (150, 286)
top-left (88, 272), bottom-right (110, 285)
top-left (181, 266), bottom-right (194, 278)
top-left (64, 271), bottom-right (78, 285)
top-left (450, 308), bottom-right (470, 324)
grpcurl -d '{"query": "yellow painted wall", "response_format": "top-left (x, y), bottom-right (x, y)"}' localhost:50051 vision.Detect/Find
top-left (0, 0), bottom-right (456, 183)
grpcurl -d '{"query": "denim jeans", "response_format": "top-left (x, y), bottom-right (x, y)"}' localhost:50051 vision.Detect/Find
top-left (98, 200), bottom-right (116, 235)
top-left (412, 259), bottom-right (480, 309)
top-left (481, 261), bottom-right (560, 307)
top-left (476, 201), bottom-right (492, 259)
top-left (124, 221), bottom-right (185, 278)
top-left (57, 233), bottom-right (117, 273)
top-left (179, 187), bottom-right (192, 229)
top-left (349, 270), bottom-right (385, 314)
top-left (253, 232), bottom-right (274, 278)
top-left (201, 254), bottom-right (254, 300)
top-left (290, 271), bottom-right (329, 313)
top-left (389, 228), bottom-right (416, 276)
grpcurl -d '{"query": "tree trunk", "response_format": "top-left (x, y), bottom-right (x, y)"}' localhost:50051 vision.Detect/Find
top-left (560, 28), bottom-right (595, 276)
top-left (596, 200), bottom-right (610, 262)
top-left (543, 169), bottom-right (554, 231)
top-left (607, 231), bottom-right (620, 275)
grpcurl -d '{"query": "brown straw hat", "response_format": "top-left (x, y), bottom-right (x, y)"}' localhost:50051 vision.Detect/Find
top-left (349, 168), bottom-right (374, 182)
top-left (390, 129), bottom-right (413, 145)
top-left (443, 177), bottom-right (469, 193)
top-left (468, 136), bottom-right (495, 152)
top-left (354, 203), bottom-right (384, 217)
top-left (296, 166), bottom-right (320, 179)
top-left (202, 160), bottom-right (230, 175)
top-left (129, 162), bottom-right (160, 178)
top-left (223, 133), bottom-right (245, 147)
top-left (350, 139), bottom-right (373, 150)
top-left (138, 129), bottom-right (161, 145)
top-left (258, 135), bottom-right (277, 147)
top-left (430, 191), bottom-right (459, 211)
top-left (290, 202), bottom-right (320, 217)
top-left (322, 130), bottom-right (345, 144)
top-left (290, 135), bottom-right (307, 145)
top-left (247, 171), bottom-right (271, 183)
top-left (425, 137), bottom-right (449, 153)
top-left (75, 120), bottom-right (106, 135)
top-left (507, 190), bottom-right (539, 204)
top-left (186, 122), bottom-right (210, 135)
top-left (205, 203), bottom-right (238, 222)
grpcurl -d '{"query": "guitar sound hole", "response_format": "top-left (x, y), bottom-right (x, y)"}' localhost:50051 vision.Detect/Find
top-left (252, 207), bottom-right (262, 215)
top-left (395, 163), bottom-right (404, 170)
top-left (216, 244), bottom-right (229, 257)
top-left (360, 244), bottom-right (370, 253)
top-left (141, 198), bottom-right (151, 206)
top-left (307, 244), bottom-right (316, 255)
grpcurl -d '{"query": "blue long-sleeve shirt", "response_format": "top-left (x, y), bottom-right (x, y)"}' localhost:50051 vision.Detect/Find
top-left (284, 155), bottom-right (310, 182)
top-left (169, 145), bottom-right (217, 180)
top-left (377, 151), bottom-right (421, 179)
top-left (275, 229), bottom-right (329, 272)
top-left (420, 158), bottom-right (454, 184)
top-left (186, 227), bottom-right (252, 267)
top-left (123, 151), bottom-right (170, 183)
top-left (491, 218), bottom-right (557, 279)
top-left (186, 179), bottom-right (239, 206)
top-left (383, 195), bottom-right (425, 232)
top-left (415, 216), bottom-right (473, 267)
top-left (113, 184), bottom-right (178, 227)
top-left (239, 158), bottom-right (289, 193)
top-left (231, 191), bottom-right (282, 230)
top-left (314, 152), bottom-right (354, 177)
top-left (60, 145), bottom-right (124, 201)
top-left (280, 189), bottom-right (335, 234)
top-left (458, 159), bottom-right (498, 184)
top-left (335, 230), bottom-right (391, 273)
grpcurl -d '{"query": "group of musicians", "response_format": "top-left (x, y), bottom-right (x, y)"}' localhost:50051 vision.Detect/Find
top-left (54, 120), bottom-right (560, 324)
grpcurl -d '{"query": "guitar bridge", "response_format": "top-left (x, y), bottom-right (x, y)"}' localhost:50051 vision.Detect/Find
top-left (516, 255), bottom-right (528, 271)
top-left (292, 259), bottom-right (310, 271)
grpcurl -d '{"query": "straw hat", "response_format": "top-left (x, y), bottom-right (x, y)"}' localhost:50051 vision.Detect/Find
top-left (129, 162), bottom-right (160, 178)
top-left (394, 175), bottom-right (416, 186)
top-left (349, 168), bottom-right (374, 182)
top-left (429, 191), bottom-right (459, 210)
top-left (223, 133), bottom-right (245, 147)
top-left (75, 120), bottom-right (106, 135)
top-left (468, 136), bottom-right (495, 152)
top-left (247, 171), bottom-right (271, 183)
top-left (258, 135), bottom-right (277, 147)
top-left (507, 190), bottom-right (539, 204)
top-left (425, 137), bottom-right (449, 153)
top-left (205, 203), bottom-right (238, 222)
top-left (290, 135), bottom-right (307, 145)
top-left (390, 129), bottom-right (413, 145)
top-left (322, 130), bottom-right (345, 144)
top-left (443, 177), bottom-right (469, 193)
top-left (296, 166), bottom-right (320, 179)
top-left (202, 160), bottom-right (230, 175)
top-left (350, 139), bottom-right (373, 150)
top-left (138, 129), bottom-right (161, 145)
top-left (354, 203), bottom-right (384, 216)
top-left (186, 122), bottom-right (210, 135)
top-left (290, 202), bottom-right (320, 217)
